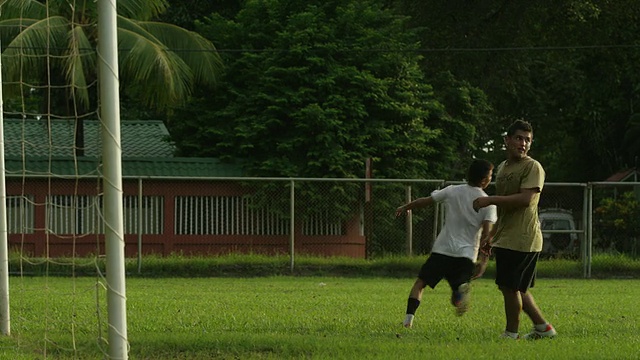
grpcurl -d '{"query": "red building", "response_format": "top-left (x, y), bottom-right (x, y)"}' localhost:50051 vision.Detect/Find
top-left (5, 119), bottom-right (365, 258)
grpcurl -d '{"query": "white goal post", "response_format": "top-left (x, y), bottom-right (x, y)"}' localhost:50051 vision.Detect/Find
top-left (98, 0), bottom-right (129, 358)
top-left (0, 37), bottom-right (11, 337)
top-left (0, 0), bottom-right (129, 358)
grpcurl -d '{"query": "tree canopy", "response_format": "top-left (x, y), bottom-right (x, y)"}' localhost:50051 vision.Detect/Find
top-left (167, 0), bottom-right (492, 180)
top-left (394, 0), bottom-right (640, 180)
top-left (4, 0), bottom-right (638, 181)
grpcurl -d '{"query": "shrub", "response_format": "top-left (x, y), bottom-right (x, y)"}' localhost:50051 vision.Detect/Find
top-left (594, 191), bottom-right (640, 255)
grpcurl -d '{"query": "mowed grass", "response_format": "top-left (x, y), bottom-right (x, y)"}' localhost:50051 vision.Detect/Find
top-left (0, 276), bottom-right (639, 359)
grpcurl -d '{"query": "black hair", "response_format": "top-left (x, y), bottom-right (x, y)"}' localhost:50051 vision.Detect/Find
top-left (467, 159), bottom-right (494, 186)
top-left (506, 119), bottom-right (533, 137)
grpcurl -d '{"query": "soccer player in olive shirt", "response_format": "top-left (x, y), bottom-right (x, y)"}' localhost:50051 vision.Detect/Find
top-left (473, 119), bottom-right (556, 340)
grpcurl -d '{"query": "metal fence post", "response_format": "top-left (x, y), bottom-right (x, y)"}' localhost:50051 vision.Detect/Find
top-left (289, 179), bottom-right (295, 273)
top-left (582, 184), bottom-right (588, 278)
top-left (405, 185), bottom-right (412, 256)
top-left (432, 182), bottom-right (443, 248)
top-left (585, 183), bottom-right (593, 278)
top-left (137, 177), bottom-right (143, 274)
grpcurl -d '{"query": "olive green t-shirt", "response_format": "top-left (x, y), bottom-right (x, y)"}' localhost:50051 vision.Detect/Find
top-left (492, 156), bottom-right (545, 252)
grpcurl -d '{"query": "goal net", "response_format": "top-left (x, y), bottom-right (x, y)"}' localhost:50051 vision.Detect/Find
top-left (1, 0), bottom-right (128, 358)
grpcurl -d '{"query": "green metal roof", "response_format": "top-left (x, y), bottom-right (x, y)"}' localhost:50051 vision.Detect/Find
top-left (3, 119), bottom-right (244, 178)
top-left (122, 157), bottom-right (244, 177)
top-left (4, 119), bottom-right (175, 158)
top-left (5, 157), bottom-right (244, 178)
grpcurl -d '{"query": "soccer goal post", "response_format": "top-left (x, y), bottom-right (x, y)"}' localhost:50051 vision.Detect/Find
top-left (98, 0), bottom-right (129, 358)
top-left (0, 38), bottom-right (11, 337)
top-left (0, 0), bottom-right (129, 357)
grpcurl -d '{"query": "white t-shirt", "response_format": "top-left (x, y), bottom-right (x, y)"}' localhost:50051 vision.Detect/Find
top-left (430, 184), bottom-right (497, 261)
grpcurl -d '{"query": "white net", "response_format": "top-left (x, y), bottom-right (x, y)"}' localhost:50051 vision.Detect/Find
top-left (1, 0), bottom-right (122, 357)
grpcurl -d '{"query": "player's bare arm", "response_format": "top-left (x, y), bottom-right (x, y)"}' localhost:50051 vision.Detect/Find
top-left (473, 188), bottom-right (539, 211)
top-left (472, 221), bottom-right (494, 280)
top-left (395, 196), bottom-right (434, 217)
top-left (479, 221), bottom-right (494, 251)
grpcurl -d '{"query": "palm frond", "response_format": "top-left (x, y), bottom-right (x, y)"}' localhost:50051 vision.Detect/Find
top-left (0, 0), bottom-right (47, 20)
top-left (2, 0), bottom-right (208, 114)
top-left (0, 17), bottom-right (38, 49)
top-left (134, 21), bottom-right (222, 85)
top-left (117, 16), bottom-right (192, 110)
top-left (116, 0), bottom-right (168, 22)
top-left (2, 16), bottom-right (70, 82)
top-left (65, 24), bottom-right (96, 109)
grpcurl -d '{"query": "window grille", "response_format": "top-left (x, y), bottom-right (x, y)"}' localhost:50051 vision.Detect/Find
top-left (7, 195), bottom-right (34, 234)
top-left (174, 196), bottom-right (289, 235)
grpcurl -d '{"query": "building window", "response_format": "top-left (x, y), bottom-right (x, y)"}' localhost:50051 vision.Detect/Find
top-left (7, 195), bottom-right (34, 234)
top-left (47, 195), bottom-right (103, 234)
top-left (175, 196), bottom-right (289, 235)
top-left (123, 196), bottom-right (164, 234)
top-left (302, 210), bottom-right (346, 235)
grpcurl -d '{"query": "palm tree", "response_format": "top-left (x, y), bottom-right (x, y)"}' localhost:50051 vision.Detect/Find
top-left (0, 0), bottom-right (222, 155)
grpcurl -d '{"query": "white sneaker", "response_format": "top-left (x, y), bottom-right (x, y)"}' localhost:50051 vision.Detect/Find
top-left (452, 283), bottom-right (470, 316)
top-left (499, 331), bottom-right (520, 340)
top-left (523, 324), bottom-right (557, 340)
top-left (403, 314), bottom-right (414, 328)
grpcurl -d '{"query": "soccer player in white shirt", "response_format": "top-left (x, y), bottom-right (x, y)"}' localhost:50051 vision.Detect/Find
top-left (396, 159), bottom-right (497, 328)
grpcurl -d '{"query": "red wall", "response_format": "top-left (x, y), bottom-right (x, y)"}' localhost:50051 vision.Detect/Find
top-left (7, 179), bottom-right (366, 258)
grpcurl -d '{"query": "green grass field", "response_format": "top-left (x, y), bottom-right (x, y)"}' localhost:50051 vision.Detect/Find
top-left (0, 276), bottom-right (638, 359)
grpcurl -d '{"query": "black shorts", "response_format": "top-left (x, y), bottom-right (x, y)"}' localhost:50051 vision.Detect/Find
top-left (417, 253), bottom-right (474, 291)
top-left (494, 247), bottom-right (540, 292)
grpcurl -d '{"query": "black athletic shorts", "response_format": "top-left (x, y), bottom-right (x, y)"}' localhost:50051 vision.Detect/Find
top-left (494, 247), bottom-right (540, 292)
top-left (417, 253), bottom-right (474, 291)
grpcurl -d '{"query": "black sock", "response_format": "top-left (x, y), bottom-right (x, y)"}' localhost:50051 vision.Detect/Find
top-left (406, 297), bottom-right (420, 315)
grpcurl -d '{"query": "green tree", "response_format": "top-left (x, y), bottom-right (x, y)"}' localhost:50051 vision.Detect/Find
top-left (159, 0), bottom-right (240, 30)
top-left (159, 0), bottom-right (496, 256)
top-left (0, 0), bottom-right (222, 153)
top-left (168, 0), bottom-right (491, 181)
top-left (393, 0), bottom-right (640, 181)
top-left (594, 191), bottom-right (640, 255)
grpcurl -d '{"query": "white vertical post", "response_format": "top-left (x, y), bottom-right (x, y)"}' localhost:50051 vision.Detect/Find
top-left (137, 178), bottom-right (143, 274)
top-left (289, 180), bottom-right (295, 272)
top-left (97, 0), bottom-right (128, 358)
top-left (432, 183), bottom-right (442, 247)
top-left (0, 39), bottom-right (12, 336)
top-left (586, 184), bottom-right (593, 279)
top-left (582, 185), bottom-right (588, 278)
top-left (405, 185), bottom-right (412, 256)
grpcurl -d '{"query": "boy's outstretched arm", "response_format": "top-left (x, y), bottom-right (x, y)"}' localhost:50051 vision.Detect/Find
top-left (395, 197), bottom-right (434, 217)
top-left (473, 188), bottom-right (538, 211)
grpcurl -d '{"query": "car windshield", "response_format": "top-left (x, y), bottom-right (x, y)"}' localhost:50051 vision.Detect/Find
top-left (542, 219), bottom-right (571, 230)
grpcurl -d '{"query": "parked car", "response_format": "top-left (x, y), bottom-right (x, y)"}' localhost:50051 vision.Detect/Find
top-left (539, 208), bottom-right (579, 255)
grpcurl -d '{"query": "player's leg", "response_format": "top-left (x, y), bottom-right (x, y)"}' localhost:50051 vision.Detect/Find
top-left (451, 282), bottom-right (471, 316)
top-left (522, 290), bottom-right (556, 339)
top-left (408, 278), bottom-right (426, 300)
top-left (446, 256), bottom-right (474, 316)
top-left (404, 278), bottom-right (425, 328)
top-left (521, 291), bottom-right (545, 324)
top-left (499, 286), bottom-right (522, 336)
top-left (404, 254), bottom-right (444, 328)
top-left (494, 248), bottom-right (539, 339)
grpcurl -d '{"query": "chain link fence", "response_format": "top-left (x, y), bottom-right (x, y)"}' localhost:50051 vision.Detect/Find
top-left (6, 176), bottom-right (640, 278)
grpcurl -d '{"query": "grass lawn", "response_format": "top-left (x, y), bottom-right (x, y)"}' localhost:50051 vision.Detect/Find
top-left (0, 276), bottom-right (638, 359)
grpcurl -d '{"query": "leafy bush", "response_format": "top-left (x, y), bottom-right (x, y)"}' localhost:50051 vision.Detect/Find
top-left (594, 191), bottom-right (640, 255)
